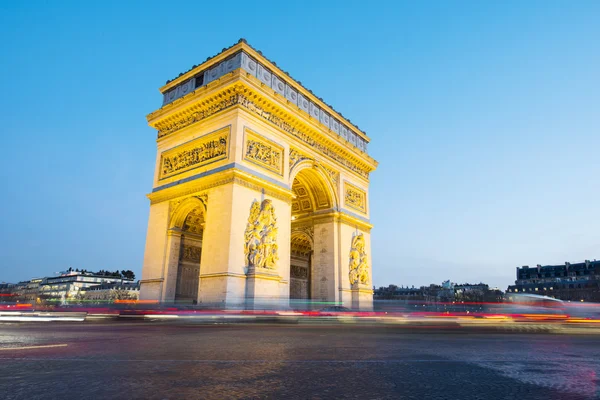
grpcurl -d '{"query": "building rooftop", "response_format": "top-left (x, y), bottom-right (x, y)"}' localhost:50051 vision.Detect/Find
top-left (519, 260), bottom-right (600, 272)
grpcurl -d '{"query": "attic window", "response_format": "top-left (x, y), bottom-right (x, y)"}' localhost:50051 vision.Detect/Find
top-left (195, 74), bottom-right (204, 88)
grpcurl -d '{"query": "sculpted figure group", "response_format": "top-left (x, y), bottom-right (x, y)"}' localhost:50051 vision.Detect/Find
top-left (246, 140), bottom-right (281, 169)
top-left (244, 199), bottom-right (279, 269)
top-left (162, 136), bottom-right (227, 177)
top-left (348, 233), bottom-right (369, 285)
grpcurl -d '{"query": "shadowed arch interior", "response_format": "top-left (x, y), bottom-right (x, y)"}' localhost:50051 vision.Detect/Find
top-left (290, 231), bottom-right (313, 256)
top-left (289, 167), bottom-right (337, 301)
top-left (170, 197), bottom-right (207, 230)
top-left (170, 198), bottom-right (206, 304)
top-left (291, 167), bottom-right (335, 218)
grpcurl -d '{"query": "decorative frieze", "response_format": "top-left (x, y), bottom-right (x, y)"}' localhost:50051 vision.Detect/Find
top-left (154, 88), bottom-right (371, 179)
top-left (348, 233), bottom-right (369, 285)
top-left (180, 245), bottom-right (201, 263)
top-left (159, 127), bottom-right (229, 180)
top-left (156, 95), bottom-right (238, 138)
top-left (344, 182), bottom-right (367, 213)
top-left (243, 128), bottom-right (284, 176)
top-left (160, 49), bottom-right (368, 154)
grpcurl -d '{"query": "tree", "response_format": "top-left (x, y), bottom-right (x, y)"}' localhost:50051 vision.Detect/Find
top-left (121, 270), bottom-right (136, 280)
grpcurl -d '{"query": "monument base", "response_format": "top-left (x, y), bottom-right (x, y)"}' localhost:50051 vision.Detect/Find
top-left (351, 283), bottom-right (374, 310)
top-left (245, 266), bottom-right (284, 310)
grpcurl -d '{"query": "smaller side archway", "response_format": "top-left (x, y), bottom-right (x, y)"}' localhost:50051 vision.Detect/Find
top-left (169, 197), bottom-right (207, 304)
top-left (290, 230), bottom-right (313, 300)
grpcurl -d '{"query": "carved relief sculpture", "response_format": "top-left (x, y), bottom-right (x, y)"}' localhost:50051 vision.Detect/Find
top-left (244, 199), bottom-right (279, 269)
top-left (344, 182), bottom-right (367, 213)
top-left (348, 233), bottom-right (369, 286)
top-left (321, 165), bottom-right (339, 185)
top-left (180, 245), bottom-right (202, 263)
top-left (243, 128), bottom-right (283, 175)
top-left (291, 265), bottom-right (308, 279)
top-left (246, 140), bottom-right (281, 171)
top-left (289, 147), bottom-right (311, 169)
top-left (160, 128), bottom-right (229, 180)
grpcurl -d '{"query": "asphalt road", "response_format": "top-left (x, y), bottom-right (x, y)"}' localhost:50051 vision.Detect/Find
top-left (0, 321), bottom-right (599, 399)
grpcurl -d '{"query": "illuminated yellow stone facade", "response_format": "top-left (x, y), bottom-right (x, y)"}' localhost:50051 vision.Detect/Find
top-left (140, 39), bottom-right (378, 308)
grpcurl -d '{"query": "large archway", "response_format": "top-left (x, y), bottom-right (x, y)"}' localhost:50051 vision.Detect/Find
top-left (289, 165), bottom-right (337, 303)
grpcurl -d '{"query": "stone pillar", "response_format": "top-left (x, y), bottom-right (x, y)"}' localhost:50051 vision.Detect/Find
top-left (197, 183), bottom-right (236, 306)
top-left (312, 220), bottom-right (339, 303)
top-left (351, 283), bottom-right (374, 310)
top-left (140, 201), bottom-right (170, 301)
top-left (245, 266), bottom-right (283, 309)
top-left (162, 229), bottom-right (182, 303)
top-left (338, 222), bottom-right (373, 310)
top-left (197, 181), bottom-right (291, 308)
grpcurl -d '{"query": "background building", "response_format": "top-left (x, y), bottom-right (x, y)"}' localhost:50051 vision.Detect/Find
top-left (38, 272), bottom-right (134, 302)
top-left (374, 281), bottom-right (503, 303)
top-left (506, 260), bottom-right (600, 302)
top-left (3, 269), bottom-right (137, 304)
top-left (85, 281), bottom-right (140, 302)
top-left (0, 283), bottom-right (16, 301)
top-left (373, 285), bottom-right (425, 300)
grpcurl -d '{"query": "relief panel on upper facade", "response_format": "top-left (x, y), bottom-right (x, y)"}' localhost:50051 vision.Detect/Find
top-left (243, 127), bottom-right (284, 176)
top-left (344, 181), bottom-right (367, 214)
top-left (159, 126), bottom-right (230, 180)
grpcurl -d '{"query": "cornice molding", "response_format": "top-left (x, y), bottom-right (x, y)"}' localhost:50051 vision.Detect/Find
top-left (147, 167), bottom-right (293, 205)
top-left (148, 74), bottom-right (377, 181)
top-left (292, 210), bottom-right (373, 232)
top-left (200, 272), bottom-right (247, 279)
top-left (140, 278), bottom-right (164, 284)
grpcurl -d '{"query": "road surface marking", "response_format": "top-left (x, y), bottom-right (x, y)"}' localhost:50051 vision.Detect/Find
top-left (0, 344), bottom-right (68, 351)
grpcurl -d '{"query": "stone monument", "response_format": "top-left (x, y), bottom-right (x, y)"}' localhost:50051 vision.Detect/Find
top-left (139, 39), bottom-right (378, 309)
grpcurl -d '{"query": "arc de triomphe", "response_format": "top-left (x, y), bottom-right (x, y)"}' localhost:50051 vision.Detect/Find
top-left (139, 39), bottom-right (378, 309)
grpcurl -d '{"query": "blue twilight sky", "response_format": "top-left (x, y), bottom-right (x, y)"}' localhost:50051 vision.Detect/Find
top-left (0, 1), bottom-right (599, 289)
